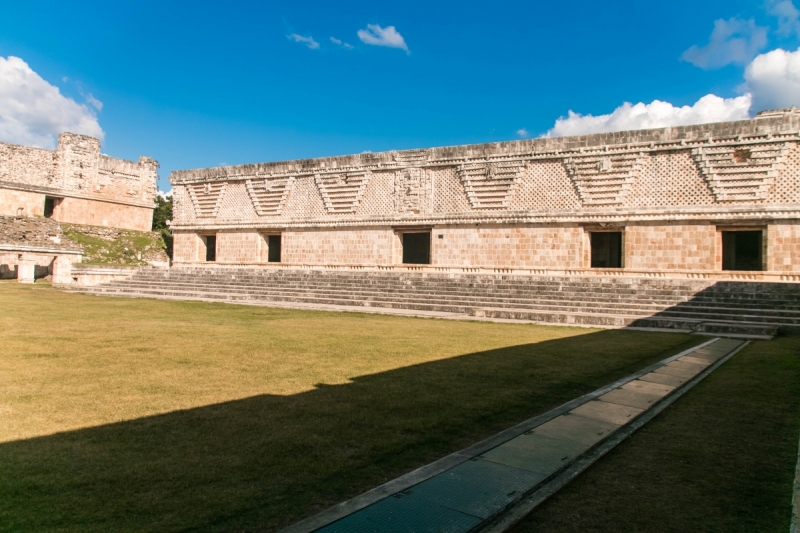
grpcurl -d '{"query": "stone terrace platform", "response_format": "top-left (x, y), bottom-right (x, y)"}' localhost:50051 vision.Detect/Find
top-left (70, 268), bottom-right (800, 337)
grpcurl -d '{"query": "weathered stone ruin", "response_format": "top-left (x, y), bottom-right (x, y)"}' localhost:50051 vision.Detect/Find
top-left (0, 133), bottom-right (159, 282)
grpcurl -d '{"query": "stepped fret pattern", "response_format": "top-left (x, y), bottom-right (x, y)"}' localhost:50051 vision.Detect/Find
top-left (186, 181), bottom-right (227, 218)
top-left (245, 176), bottom-right (294, 216)
top-left (391, 149), bottom-right (429, 166)
top-left (457, 162), bottom-right (526, 209)
top-left (691, 143), bottom-right (790, 202)
top-left (564, 153), bottom-right (645, 207)
top-left (314, 171), bottom-right (371, 213)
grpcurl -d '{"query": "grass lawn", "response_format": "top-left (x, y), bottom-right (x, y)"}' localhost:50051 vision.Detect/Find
top-left (512, 332), bottom-right (800, 533)
top-left (0, 282), bottom-right (709, 532)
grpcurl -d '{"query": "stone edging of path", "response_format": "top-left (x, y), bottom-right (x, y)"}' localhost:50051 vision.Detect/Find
top-left (478, 338), bottom-right (749, 533)
top-left (277, 337), bottom-right (741, 533)
top-left (792, 423), bottom-right (800, 533)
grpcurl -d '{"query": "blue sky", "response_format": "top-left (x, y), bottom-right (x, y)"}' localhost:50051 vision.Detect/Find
top-left (1, 1), bottom-right (799, 192)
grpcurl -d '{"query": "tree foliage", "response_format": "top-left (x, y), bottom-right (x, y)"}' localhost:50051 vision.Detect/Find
top-left (152, 194), bottom-right (173, 259)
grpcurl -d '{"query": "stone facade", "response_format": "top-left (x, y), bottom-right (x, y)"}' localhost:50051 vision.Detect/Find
top-left (0, 215), bottom-right (82, 283)
top-left (0, 133), bottom-right (158, 231)
top-left (169, 108), bottom-right (800, 281)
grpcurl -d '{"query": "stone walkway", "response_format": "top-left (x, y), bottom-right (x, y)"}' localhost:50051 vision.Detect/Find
top-left (793, 424), bottom-right (800, 533)
top-left (279, 337), bottom-right (747, 533)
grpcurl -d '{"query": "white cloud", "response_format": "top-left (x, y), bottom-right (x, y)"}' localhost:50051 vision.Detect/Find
top-left (516, 128), bottom-right (529, 138)
top-left (767, 0), bottom-right (800, 36)
top-left (86, 93), bottom-right (103, 111)
top-left (743, 47), bottom-right (800, 111)
top-left (287, 33), bottom-right (319, 50)
top-left (682, 18), bottom-right (768, 69)
top-left (544, 94), bottom-right (752, 138)
top-left (330, 36), bottom-right (354, 50)
top-left (157, 190), bottom-right (173, 199)
top-left (357, 24), bottom-right (409, 53)
top-left (0, 56), bottom-right (103, 149)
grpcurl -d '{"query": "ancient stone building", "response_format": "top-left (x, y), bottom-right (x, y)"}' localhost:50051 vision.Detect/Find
top-left (169, 108), bottom-right (800, 282)
top-left (0, 132), bottom-right (158, 231)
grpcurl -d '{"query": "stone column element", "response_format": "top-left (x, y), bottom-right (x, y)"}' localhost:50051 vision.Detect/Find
top-left (17, 254), bottom-right (35, 283)
top-left (52, 255), bottom-right (73, 285)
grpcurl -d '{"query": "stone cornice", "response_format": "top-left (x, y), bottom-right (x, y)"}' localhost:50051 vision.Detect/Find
top-left (0, 243), bottom-right (83, 255)
top-left (169, 109), bottom-right (800, 184)
top-left (170, 204), bottom-right (800, 231)
top-left (0, 180), bottom-right (155, 209)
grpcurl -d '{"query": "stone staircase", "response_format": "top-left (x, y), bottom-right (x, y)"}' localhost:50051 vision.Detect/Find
top-left (69, 267), bottom-right (800, 337)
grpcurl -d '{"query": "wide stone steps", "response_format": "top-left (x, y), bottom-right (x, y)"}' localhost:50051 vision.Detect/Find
top-left (90, 280), bottom-right (800, 323)
top-left (129, 270), bottom-right (800, 296)
top-left (108, 277), bottom-right (800, 315)
top-left (85, 284), bottom-right (782, 336)
top-left (123, 275), bottom-right (709, 301)
top-left (69, 268), bottom-right (800, 337)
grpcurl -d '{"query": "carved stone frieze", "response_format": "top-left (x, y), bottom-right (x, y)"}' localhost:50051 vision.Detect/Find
top-left (186, 181), bottom-right (227, 218)
top-left (564, 152), bottom-right (645, 207)
top-left (457, 161), bottom-right (526, 209)
top-left (691, 143), bottom-right (789, 202)
top-left (245, 176), bottom-right (294, 216)
top-left (394, 168), bottom-right (431, 214)
top-left (314, 171), bottom-right (371, 213)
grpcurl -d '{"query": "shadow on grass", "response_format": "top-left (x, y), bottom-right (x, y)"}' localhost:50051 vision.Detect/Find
top-left (0, 329), bottom-right (700, 533)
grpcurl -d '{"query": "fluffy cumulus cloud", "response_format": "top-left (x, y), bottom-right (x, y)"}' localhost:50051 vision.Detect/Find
top-left (0, 56), bottom-right (103, 148)
top-left (357, 24), bottom-right (409, 52)
top-left (287, 33), bottom-right (319, 49)
top-left (743, 47), bottom-right (800, 111)
top-left (682, 18), bottom-right (768, 69)
top-left (544, 94), bottom-right (752, 138)
top-left (516, 128), bottom-right (529, 138)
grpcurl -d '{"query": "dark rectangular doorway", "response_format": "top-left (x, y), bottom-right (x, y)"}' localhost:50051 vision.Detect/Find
top-left (268, 235), bottom-right (281, 263)
top-left (205, 235), bottom-right (217, 262)
top-left (44, 197), bottom-right (56, 218)
top-left (402, 232), bottom-right (430, 264)
top-left (590, 232), bottom-right (623, 268)
top-left (722, 231), bottom-right (763, 271)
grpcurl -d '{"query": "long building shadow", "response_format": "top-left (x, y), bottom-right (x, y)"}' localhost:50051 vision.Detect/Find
top-left (0, 329), bottom-right (701, 533)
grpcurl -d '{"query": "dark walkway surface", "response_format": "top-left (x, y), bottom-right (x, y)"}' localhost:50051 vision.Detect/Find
top-left (280, 338), bottom-right (746, 533)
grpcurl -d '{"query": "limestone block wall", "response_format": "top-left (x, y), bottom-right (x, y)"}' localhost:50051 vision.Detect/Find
top-left (432, 225), bottom-right (584, 269)
top-left (173, 232), bottom-right (205, 263)
top-left (625, 224), bottom-right (718, 271)
top-left (216, 231), bottom-right (264, 263)
top-left (0, 144), bottom-right (55, 188)
top-left (0, 189), bottom-right (45, 217)
top-left (282, 228), bottom-right (394, 265)
top-left (54, 197), bottom-right (153, 232)
top-left (767, 223), bottom-right (800, 271)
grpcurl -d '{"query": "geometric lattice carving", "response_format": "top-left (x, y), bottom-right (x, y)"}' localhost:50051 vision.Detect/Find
top-left (245, 176), bottom-right (295, 216)
top-left (691, 143), bottom-right (789, 203)
top-left (563, 152), bottom-right (645, 207)
top-left (186, 181), bottom-right (227, 218)
top-left (314, 171), bottom-right (371, 213)
top-left (457, 161), bottom-right (526, 209)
